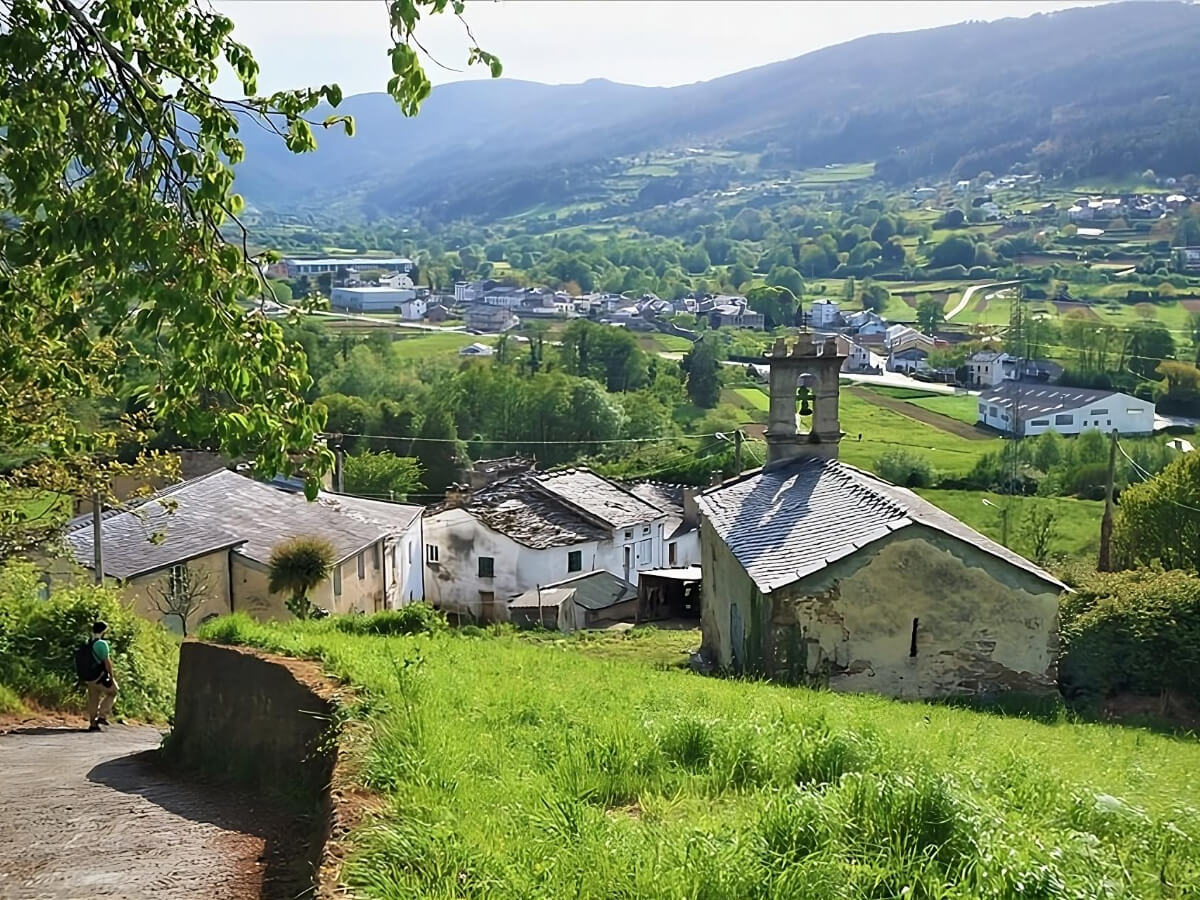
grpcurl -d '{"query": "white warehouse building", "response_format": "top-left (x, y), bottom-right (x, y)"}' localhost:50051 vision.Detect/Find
top-left (330, 286), bottom-right (424, 318)
top-left (978, 385), bottom-right (1154, 436)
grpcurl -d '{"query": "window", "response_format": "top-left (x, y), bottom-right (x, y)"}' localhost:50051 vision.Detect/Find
top-left (372, 544), bottom-right (380, 570)
top-left (623, 546), bottom-right (632, 571)
top-left (333, 565), bottom-right (342, 597)
top-left (357, 553), bottom-right (365, 580)
top-left (168, 564), bottom-right (186, 599)
top-left (478, 556), bottom-right (494, 578)
top-left (988, 406), bottom-right (998, 416)
top-left (567, 550), bottom-right (582, 573)
top-left (624, 530), bottom-right (633, 539)
top-left (1054, 414), bottom-right (1073, 425)
top-left (910, 618), bottom-right (919, 658)
top-left (1090, 408), bottom-right (1108, 416)
top-left (978, 404), bottom-right (986, 415)
top-left (642, 525), bottom-right (651, 535)
top-left (426, 544), bottom-right (439, 563)
top-left (1030, 419), bottom-right (1049, 427)
top-left (668, 542), bottom-right (678, 566)
top-left (1127, 408), bottom-right (1142, 415)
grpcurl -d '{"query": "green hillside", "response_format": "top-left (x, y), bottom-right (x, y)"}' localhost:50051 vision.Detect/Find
top-left (203, 619), bottom-right (1200, 898)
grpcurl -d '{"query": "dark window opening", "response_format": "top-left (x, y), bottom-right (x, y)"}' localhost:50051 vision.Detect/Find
top-left (567, 550), bottom-right (582, 573)
top-left (909, 617), bottom-right (919, 658)
top-left (478, 556), bottom-right (494, 578)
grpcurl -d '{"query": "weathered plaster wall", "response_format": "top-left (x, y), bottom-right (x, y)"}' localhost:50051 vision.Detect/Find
top-left (122, 549), bottom-right (233, 633)
top-left (701, 523), bottom-right (1060, 698)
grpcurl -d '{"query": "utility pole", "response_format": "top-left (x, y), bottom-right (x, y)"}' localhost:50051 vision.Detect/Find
top-left (1098, 428), bottom-right (1119, 572)
top-left (734, 429), bottom-right (744, 473)
top-left (91, 490), bottom-right (103, 585)
top-left (328, 435), bottom-right (345, 494)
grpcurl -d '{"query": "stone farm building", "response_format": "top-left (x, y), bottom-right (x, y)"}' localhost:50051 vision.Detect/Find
top-left (64, 469), bottom-right (424, 629)
top-left (697, 335), bottom-right (1066, 698)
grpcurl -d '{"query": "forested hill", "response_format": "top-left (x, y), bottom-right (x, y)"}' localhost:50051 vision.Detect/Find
top-left (235, 1), bottom-right (1200, 219)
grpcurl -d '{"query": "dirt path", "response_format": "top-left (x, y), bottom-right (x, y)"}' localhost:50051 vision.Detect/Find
top-left (0, 724), bottom-right (299, 899)
top-left (944, 281), bottom-right (1018, 321)
top-left (848, 386), bottom-right (992, 440)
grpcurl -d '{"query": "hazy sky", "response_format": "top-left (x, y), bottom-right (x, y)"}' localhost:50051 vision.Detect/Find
top-left (214, 1), bottom-right (1107, 96)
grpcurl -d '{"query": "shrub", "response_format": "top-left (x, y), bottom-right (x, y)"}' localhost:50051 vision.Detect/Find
top-left (268, 535), bottom-right (337, 619)
top-left (0, 562), bottom-right (177, 720)
top-left (875, 448), bottom-right (937, 488)
top-left (1059, 568), bottom-right (1200, 700)
top-left (333, 605), bottom-right (446, 637)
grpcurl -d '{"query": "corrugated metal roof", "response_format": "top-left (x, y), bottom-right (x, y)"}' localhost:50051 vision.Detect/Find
top-left (980, 384), bottom-right (1130, 417)
top-left (509, 570), bottom-right (637, 610)
top-left (698, 458), bottom-right (1065, 595)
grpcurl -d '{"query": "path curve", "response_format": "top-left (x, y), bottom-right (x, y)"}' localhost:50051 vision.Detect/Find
top-left (0, 725), bottom-right (290, 899)
top-left (944, 281), bottom-right (1019, 321)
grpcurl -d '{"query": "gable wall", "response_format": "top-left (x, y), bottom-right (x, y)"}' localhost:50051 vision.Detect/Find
top-left (700, 520), bottom-right (1060, 698)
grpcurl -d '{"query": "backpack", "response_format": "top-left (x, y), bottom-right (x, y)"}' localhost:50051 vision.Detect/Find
top-left (74, 639), bottom-right (103, 682)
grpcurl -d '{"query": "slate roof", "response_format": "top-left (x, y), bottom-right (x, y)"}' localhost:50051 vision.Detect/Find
top-left (980, 384), bottom-right (1131, 417)
top-left (532, 469), bottom-right (662, 529)
top-left (448, 478), bottom-right (609, 550)
top-left (67, 469), bottom-right (422, 580)
top-left (697, 457), bottom-right (1065, 595)
top-left (509, 570), bottom-right (637, 611)
top-left (624, 481), bottom-right (696, 538)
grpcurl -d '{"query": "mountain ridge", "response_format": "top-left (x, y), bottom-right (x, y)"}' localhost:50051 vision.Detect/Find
top-left (234, 1), bottom-right (1200, 220)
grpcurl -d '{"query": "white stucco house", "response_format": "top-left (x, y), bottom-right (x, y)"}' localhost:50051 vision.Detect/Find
top-left (421, 468), bottom-right (687, 623)
top-left (967, 350), bottom-right (1014, 387)
top-left (978, 385), bottom-right (1154, 436)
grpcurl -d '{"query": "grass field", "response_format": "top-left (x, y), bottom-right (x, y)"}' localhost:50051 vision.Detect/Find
top-left (904, 393), bottom-right (982, 425)
top-left (203, 617), bottom-right (1200, 898)
top-left (732, 386), bottom-right (997, 475)
top-left (389, 332), bottom-right (487, 359)
top-left (916, 489), bottom-right (1103, 561)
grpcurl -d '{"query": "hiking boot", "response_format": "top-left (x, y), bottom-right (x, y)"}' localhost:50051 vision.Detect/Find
top-left (88, 723), bottom-right (102, 732)
top-left (96, 717), bottom-right (110, 726)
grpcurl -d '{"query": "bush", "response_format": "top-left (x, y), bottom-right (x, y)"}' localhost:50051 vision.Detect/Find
top-left (874, 448), bottom-right (937, 488)
top-left (1059, 568), bottom-right (1200, 701)
top-left (332, 605), bottom-right (446, 637)
top-left (0, 562), bottom-right (178, 720)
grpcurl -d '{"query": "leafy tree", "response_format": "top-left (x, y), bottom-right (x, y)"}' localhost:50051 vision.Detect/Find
top-left (1114, 451), bottom-right (1200, 571)
top-left (881, 236), bottom-right (907, 265)
top-left (870, 216), bottom-right (896, 244)
top-left (268, 536), bottom-right (337, 619)
top-left (797, 243), bottom-right (836, 277)
top-left (485, 243), bottom-right (507, 262)
top-left (767, 265), bottom-right (804, 297)
top-left (1032, 430), bottom-right (1064, 472)
top-left (681, 338), bottom-right (722, 409)
top-left (916, 296), bottom-right (945, 334)
top-left (1127, 321), bottom-right (1175, 379)
top-left (746, 285), bottom-right (798, 330)
top-left (937, 208), bottom-right (966, 228)
top-left (559, 320), bottom-right (648, 392)
top-left (929, 234), bottom-right (977, 268)
top-left (847, 240), bottom-right (882, 267)
top-left (0, 0), bottom-right (498, 552)
top-left (414, 404), bottom-right (465, 495)
top-left (318, 393), bottom-right (376, 450)
top-left (1018, 506), bottom-right (1058, 564)
top-left (861, 282), bottom-right (890, 313)
top-left (344, 452), bottom-right (424, 501)
top-left (729, 262), bottom-right (753, 289)
top-left (681, 244), bottom-right (711, 275)
top-left (842, 277), bottom-right (857, 301)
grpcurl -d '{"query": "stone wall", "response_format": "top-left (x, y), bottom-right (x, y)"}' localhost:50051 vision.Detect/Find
top-left (170, 642), bottom-right (337, 798)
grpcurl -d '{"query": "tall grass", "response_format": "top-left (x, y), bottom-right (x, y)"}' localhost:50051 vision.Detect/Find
top-left (199, 615), bottom-right (1200, 898)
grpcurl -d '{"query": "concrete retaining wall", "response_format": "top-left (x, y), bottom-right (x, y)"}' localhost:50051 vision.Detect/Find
top-left (170, 642), bottom-right (337, 798)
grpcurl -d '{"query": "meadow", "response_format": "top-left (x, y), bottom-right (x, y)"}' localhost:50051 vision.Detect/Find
top-left (201, 616), bottom-right (1200, 899)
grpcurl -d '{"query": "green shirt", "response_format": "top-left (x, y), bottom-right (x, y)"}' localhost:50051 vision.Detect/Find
top-left (91, 638), bottom-right (110, 663)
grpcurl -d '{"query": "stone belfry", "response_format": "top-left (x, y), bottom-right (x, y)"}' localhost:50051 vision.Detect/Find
top-left (763, 334), bottom-right (846, 463)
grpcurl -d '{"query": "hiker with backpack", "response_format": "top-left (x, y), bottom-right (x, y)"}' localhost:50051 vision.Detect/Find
top-left (75, 621), bottom-right (117, 732)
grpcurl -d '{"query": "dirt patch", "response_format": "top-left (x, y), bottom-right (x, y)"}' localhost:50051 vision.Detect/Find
top-left (1180, 299), bottom-right (1200, 312)
top-left (849, 387), bottom-right (992, 441)
top-left (1101, 691), bottom-right (1200, 732)
top-left (896, 293), bottom-right (918, 308)
top-left (1052, 300), bottom-right (1100, 320)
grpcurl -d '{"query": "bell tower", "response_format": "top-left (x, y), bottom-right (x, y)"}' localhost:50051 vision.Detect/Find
top-left (764, 334), bottom-right (846, 463)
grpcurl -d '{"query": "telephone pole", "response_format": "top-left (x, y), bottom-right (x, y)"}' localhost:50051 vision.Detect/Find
top-left (91, 490), bottom-right (103, 585)
top-left (1098, 428), bottom-right (1119, 572)
top-left (734, 429), bottom-right (744, 473)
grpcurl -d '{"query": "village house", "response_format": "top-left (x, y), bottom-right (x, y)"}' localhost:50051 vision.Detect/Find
top-left (464, 304), bottom-right (519, 333)
top-left (61, 469), bottom-right (424, 630)
top-left (707, 297), bottom-right (765, 330)
top-left (966, 349), bottom-right (1013, 387)
top-left (842, 310), bottom-right (887, 336)
top-left (622, 481), bottom-right (702, 567)
top-left (978, 384), bottom-right (1154, 436)
top-left (808, 299), bottom-right (841, 328)
top-left (696, 335), bottom-right (1064, 698)
top-left (422, 466), bottom-right (678, 623)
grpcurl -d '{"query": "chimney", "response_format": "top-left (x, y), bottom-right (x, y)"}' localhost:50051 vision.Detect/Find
top-left (763, 335), bottom-right (847, 464)
top-left (444, 482), bottom-right (471, 508)
top-left (681, 487), bottom-right (700, 528)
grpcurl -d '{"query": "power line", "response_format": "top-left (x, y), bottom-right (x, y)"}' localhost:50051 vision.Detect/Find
top-left (333, 430), bottom-right (723, 446)
top-left (1116, 439), bottom-right (1200, 514)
